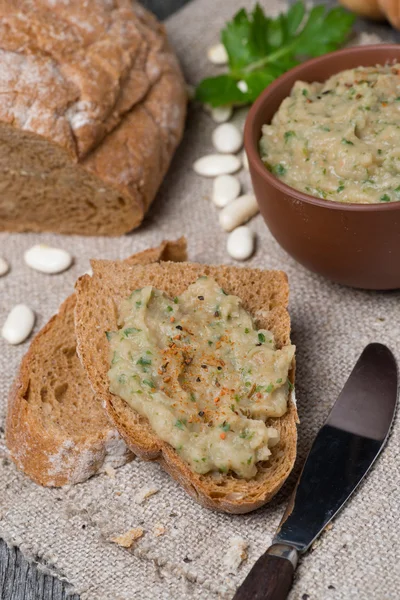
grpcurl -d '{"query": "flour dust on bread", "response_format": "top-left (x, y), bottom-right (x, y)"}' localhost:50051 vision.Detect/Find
top-left (6, 239), bottom-right (187, 487)
top-left (75, 261), bottom-right (298, 513)
top-left (0, 1), bottom-right (187, 236)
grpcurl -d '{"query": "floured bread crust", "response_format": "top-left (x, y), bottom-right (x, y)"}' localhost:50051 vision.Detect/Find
top-left (0, 1), bottom-right (187, 235)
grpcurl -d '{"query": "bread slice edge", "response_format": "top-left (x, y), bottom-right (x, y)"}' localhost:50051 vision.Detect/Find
top-left (5, 238), bottom-right (187, 486)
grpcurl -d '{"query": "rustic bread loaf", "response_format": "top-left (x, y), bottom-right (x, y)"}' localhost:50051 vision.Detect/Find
top-left (0, 1), bottom-right (186, 235)
top-left (74, 261), bottom-right (298, 514)
top-left (6, 239), bottom-right (187, 486)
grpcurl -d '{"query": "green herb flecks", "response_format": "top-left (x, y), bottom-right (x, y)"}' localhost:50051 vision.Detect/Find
top-left (137, 356), bottom-right (152, 367)
top-left (123, 327), bottom-right (142, 337)
top-left (239, 429), bottom-right (254, 440)
top-left (273, 163), bottom-right (286, 177)
top-left (143, 379), bottom-right (156, 388)
top-left (175, 419), bottom-right (186, 430)
top-left (380, 194), bottom-right (391, 202)
top-left (341, 138), bottom-right (354, 146)
top-left (258, 332), bottom-right (266, 343)
top-left (195, 3), bottom-right (354, 107)
top-left (220, 422), bottom-right (231, 432)
top-left (284, 130), bottom-right (295, 142)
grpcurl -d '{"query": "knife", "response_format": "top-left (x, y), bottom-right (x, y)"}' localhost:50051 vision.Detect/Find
top-left (233, 343), bottom-right (398, 600)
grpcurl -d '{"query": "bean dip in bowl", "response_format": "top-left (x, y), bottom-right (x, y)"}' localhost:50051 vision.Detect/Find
top-left (244, 45), bottom-right (400, 290)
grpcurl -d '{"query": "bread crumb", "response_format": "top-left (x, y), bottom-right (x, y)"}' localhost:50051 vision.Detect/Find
top-left (104, 464), bottom-right (116, 479)
top-left (310, 538), bottom-right (322, 553)
top-left (223, 536), bottom-right (248, 572)
top-left (153, 523), bottom-right (166, 537)
top-left (325, 522), bottom-right (333, 531)
top-left (134, 486), bottom-right (159, 504)
top-left (110, 527), bottom-right (144, 548)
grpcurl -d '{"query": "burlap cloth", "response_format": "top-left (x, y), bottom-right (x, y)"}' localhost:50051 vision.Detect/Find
top-left (0, 1), bottom-right (399, 598)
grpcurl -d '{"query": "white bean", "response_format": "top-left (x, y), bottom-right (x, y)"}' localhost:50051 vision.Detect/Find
top-left (242, 150), bottom-right (249, 171)
top-left (2, 304), bottom-right (35, 345)
top-left (0, 257), bottom-right (9, 277)
top-left (193, 154), bottom-right (241, 177)
top-left (24, 244), bottom-right (72, 274)
top-left (212, 175), bottom-right (241, 208)
top-left (219, 194), bottom-right (259, 231)
top-left (212, 123), bottom-right (243, 154)
top-left (227, 227), bottom-right (255, 261)
top-left (207, 43), bottom-right (228, 65)
top-left (209, 105), bottom-right (232, 123)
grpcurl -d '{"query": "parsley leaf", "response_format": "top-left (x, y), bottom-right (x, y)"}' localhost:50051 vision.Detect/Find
top-left (196, 2), bottom-right (354, 107)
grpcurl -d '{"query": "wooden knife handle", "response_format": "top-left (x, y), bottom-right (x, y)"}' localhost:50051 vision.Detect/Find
top-left (233, 544), bottom-right (298, 600)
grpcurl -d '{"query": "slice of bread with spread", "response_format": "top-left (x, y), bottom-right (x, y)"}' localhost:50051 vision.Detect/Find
top-left (6, 239), bottom-right (187, 486)
top-left (0, 1), bottom-right (186, 235)
top-left (74, 261), bottom-right (298, 513)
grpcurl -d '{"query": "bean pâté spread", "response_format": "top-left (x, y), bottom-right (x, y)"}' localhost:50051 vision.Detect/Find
top-left (107, 278), bottom-right (295, 479)
top-left (260, 64), bottom-right (400, 204)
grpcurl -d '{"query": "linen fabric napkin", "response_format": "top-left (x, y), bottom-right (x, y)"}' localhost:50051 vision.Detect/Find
top-left (0, 1), bottom-right (399, 598)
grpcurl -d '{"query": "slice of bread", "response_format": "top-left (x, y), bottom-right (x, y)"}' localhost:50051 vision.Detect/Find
top-left (6, 239), bottom-right (187, 486)
top-left (74, 261), bottom-right (298, 513)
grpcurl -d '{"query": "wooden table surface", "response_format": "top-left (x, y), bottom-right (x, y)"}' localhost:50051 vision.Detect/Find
top-left (1, 1), bottom-right (397, 598)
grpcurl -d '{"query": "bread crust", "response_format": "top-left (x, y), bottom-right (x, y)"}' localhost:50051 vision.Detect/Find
top-left (75, 261), bottom-right (298, 513)
top-left (0, 1), bottom-right (187, 235)
top-left (6, 239), bottom-right (187, 486)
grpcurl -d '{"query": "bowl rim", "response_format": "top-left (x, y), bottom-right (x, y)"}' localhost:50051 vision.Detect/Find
top-left (244, 43), bottom-right (400, 213)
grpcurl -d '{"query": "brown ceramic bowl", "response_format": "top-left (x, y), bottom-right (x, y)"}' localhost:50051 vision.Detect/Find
top-left (244, 44), bottom-right (400, 290)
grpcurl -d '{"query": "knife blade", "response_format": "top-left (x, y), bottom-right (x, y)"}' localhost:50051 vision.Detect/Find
top-left (233, 343), bottom-right (398, 600)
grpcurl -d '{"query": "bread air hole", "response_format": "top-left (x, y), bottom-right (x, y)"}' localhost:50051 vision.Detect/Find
top-left (54, 383), bottom-right (68, 402)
